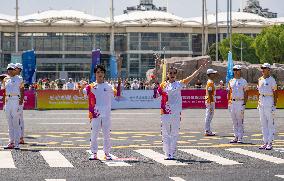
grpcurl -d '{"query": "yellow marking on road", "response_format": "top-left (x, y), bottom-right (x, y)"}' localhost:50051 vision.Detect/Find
top-left (251, 134), bottom-right (262, 137)
top-left (187, 140), bottom-right (197, 142)
top-left (188, 132), bottom-right (201, 134)
top-left (117, 137), bottom-right (128, 139)
top-left (75, 140), bottom-right (86, 142)
top-left (0, 133), bottom-right (8, 135)
top-left (61, 144), bottom-right (74, 146)
top-left (181, 136), bottom-right (196, 138)
top-left (177, 141), bottom-right (189, 144)
top-left (133, 140), bottom-right (147, 142)
top-left (46, 142), bottom-right (59, 145)
top-left (274, 140), bottom-right (284, 142)
top-left (111, 138), bottom-right (126, 141)
top-left (153, 142), bottom-right (163, 145)
top-left (71, 137), bottom-right (85, 139)
top-left (0, 138), bottom-right (9, 140)
top-left (251, 139), bottom-right (262, 141)
top-left (60, 134), bottom-right (71, 136)
top-left (63, 141), bottom-right (73, 143)
top-left (132, 136), bottom-right (143, 138)
top-left (197, 143), bottom-right (213, 145)
top-left (27, 135), bottom-right (41, 138)
top-left (141, 144), bottom-right (151, 146)
top-left (46, 135), bottom-right (63, 138)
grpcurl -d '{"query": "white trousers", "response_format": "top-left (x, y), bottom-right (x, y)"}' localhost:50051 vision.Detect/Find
top-left (229, 101), bottom-right (245, 140)
top-left (5, 98), bottom-right (21, 146)
top-left (90, 116), bottom-right (111, 154)
top-left (258, 104), bottom-right (276, 144)
top-left (19, 104), bottom-right (24, 138)
top-left (205, 103), bottom-right (215, 132)
top-left (161, 113), bottom-right (181, 157)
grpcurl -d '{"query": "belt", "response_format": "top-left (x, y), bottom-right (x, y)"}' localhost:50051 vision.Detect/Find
top-left (232, 98), bottom-right (244, 101)
top-left (260, 94), bottom-right (273, 97)
top-left (6, 94), bottom-right (20, 97)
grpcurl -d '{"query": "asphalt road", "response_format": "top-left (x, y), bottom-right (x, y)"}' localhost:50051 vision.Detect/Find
top-left (0, 109), bottom-right (284, 181)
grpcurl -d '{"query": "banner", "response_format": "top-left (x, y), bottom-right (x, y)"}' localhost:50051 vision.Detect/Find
top-left (246, 90), bottom-right (284, 109)
top-left (112, 90), bottom-right (160, 109)
top-left (0, 90), bottom-right (35, 110)
top-left (37, 90), bottom-right (88, 109)
top-left (90, 49), bottom-right (101, 82)
top-left (109, 55), bottom-right (118, 79)
top-left (22, 50), bottom-right (36, 85)
top-left (181, 89), bottom-right (228, 109)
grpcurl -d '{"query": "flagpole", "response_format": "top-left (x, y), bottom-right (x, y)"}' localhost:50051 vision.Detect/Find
top-left (216, 0), bottom-right (218, 61)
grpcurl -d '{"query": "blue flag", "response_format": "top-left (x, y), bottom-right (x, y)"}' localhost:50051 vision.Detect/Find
top-left (22, 50), bottom-right (36, 85)
top-left (90, 49), bottom-right (101, 82)
top-left (226, 51), bottom-right (234, 84)
top-left (109, 55), bottom-right (118, 79)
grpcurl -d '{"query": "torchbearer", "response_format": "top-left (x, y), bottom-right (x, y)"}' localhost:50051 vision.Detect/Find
top-left (154, 58), bottom-right (208, 160)
top-left (80, 64), bottom-right (120, 160)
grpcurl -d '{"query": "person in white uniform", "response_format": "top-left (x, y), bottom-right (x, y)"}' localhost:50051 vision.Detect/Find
top-left (258, 63), bottom-right (278, 150)
top-left (80, 65), bottom-right (118, 160)
top-left (227, 65), bottom-right (248, 143)
top-left (66, 78), bottom-right (75, 90)
top-left (14, 63), bottom-right (25, 144)
top-left (204, 69), bottom-right (218, 136)
top-left (2, 64), bottom-right (24, 149)
top-left (155, 63), bottom-right (207, 160)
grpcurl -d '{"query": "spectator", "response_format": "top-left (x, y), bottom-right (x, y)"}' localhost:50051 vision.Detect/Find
top-left (50, 81), bottom-right (57, 90)
top-left (131, 79), bottom-right (139, 90)
top-left (139, 81), bottom-right (145, 90)
top-left (124, 79), bottom-right (131, 90)
top-left (195, 79), bottom-right (202, 89)
top-left (66, 78), bottom-right (75, 90)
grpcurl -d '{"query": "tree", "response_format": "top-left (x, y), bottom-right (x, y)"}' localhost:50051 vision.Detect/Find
top-left (219, 34), bottom-right (259, 64)
top-left (208, 43), bottom-right (223, 61)
top-left (254, 25), bottom-right (284, 64)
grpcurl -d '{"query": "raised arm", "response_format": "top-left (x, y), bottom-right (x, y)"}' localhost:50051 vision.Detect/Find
top-left (182, 61), bottom-right (209, 85)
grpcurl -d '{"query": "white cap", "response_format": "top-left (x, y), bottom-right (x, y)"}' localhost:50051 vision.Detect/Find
top-left (15, 63), bottom-right (23, 69)
top-left (7, 63), bottom-right (16, 70)
top-left (207, 69), bottom-right (217, 75)
top-left (233, 65), bottom-right (242, 70)
top-left (261, 63), bottom-right (271, 69)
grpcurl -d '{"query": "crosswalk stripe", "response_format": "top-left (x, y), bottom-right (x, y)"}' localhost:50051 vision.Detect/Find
top-left (275, 175), bottom-right (284, 179)
top-left (0, 151), bottom-right (16, 168)
top-left (40, 151), bottom-right (74, 168)
top-left (180, 149), bottom-right (241, 165)
top-left (226, 148), bottom-right (284, 164)
top-left (169, 177), bottom-right (186, 181)
top-left (87, 150), bottom-right (131, 166)
top-left (134, 149), bottom-right (187, 166)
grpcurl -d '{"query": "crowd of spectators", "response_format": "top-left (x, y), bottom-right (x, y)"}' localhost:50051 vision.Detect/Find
top-left (26, 78), bottom-right (284, 91)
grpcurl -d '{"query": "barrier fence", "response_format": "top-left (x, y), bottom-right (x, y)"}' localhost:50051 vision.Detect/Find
top-left (0, 90), bottom-right (283, 110)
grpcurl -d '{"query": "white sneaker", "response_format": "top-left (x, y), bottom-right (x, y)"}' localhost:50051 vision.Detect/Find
top-left (265, 144), bottom-right (273, 150)
top-left (89, 153), bottom-right (98, 160)
top-left (105, 153), bottom-right (112, 160)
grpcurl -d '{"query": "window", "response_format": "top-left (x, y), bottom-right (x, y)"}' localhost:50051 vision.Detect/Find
top-left (161, 33), bottom-right (189, 51)
top-left (141, 33), bottom-right (159, 51)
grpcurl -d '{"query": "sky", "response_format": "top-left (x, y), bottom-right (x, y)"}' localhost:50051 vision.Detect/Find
top-left (0, 0), bottom-right (283, 18)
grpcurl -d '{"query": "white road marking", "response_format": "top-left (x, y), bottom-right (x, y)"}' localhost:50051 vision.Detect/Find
top-left (169, 177), bottom-right (186, 181)
top-left (134, 149), bottom-right (187, 166)
top-left (275, 175), bottom-right (284, 179)
top-left (87, 150), bottom-right (131, 167)
top-left (40, 151), bottom-right (74, 168)
top-left (180, 149), bottom-right (241, 165)
top-left (38, 123), bottom-right (87, 125)
top-left (0, 151), bottom-right (16, 168)
top-left (226, 148), bottom-right (284, 164)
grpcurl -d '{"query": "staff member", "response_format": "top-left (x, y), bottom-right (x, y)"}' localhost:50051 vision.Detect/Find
top-left (204, 69), bottom-right (217, 136)
top-left (258, 63), bottom-right (278, 150)
top-left (15, 63), bottom-right (25, 144)
top-left (2, 64), bottom-right (24, 150)
top-left (227, 65), bottom-right (248, 143)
